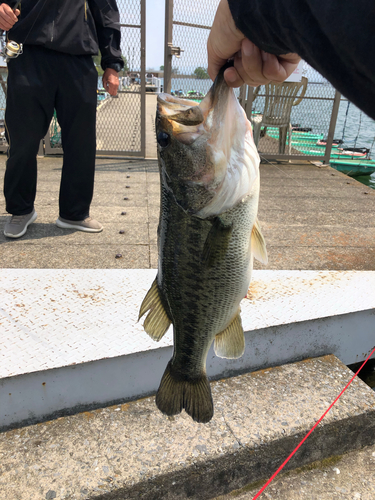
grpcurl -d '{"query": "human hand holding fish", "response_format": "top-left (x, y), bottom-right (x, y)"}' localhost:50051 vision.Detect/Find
top-left (139, 62), bottom-right (268, 424)
top-left (207, 0), bottom-right (301, 87)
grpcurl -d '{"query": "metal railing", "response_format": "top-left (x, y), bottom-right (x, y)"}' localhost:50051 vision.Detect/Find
top-left (244, 80), bottom-right (342, 164)
top-left (163, 0), bottom-right (347, 164)
top-left (5, 0), bottom-right (147, 158)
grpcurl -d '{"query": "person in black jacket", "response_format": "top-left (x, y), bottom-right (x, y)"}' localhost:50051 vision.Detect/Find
top-left (208, 0), bottom-right (375, 121)
top-left (1, 0), bottom-right (124, 238)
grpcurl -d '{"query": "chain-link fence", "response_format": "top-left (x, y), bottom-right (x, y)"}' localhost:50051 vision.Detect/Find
top-left (5, 0), bottom-right (147, 157)
top-left (164, 0), bottom-right (219, 98)
top-left (245, 67), bottom-right (340, 162)
top-left (164, 1), bottom-right (344, 164)
top-left (95, 0), bottom-right (145, 156)
top-left (45, 0), bottom-right (145, 156)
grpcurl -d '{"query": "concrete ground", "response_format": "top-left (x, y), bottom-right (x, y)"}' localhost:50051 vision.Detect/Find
top-left (0, 355), bottom-right (374, 500)
top-left (0, 154), bottom-right (374, 499)
top-left (215, 444), bottom-right (375, 500)
top-left (0, 155), bottom-right (374, 270)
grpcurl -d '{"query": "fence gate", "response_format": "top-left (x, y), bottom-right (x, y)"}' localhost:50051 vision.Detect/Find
top-left (45, 0), bottom-right (146, 158)
top-left (164, 0), bottom-right (219, 97)
top-left (164, 0), bottom-right (343, 163)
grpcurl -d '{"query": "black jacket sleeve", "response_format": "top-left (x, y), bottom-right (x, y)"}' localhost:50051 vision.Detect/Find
top-left (227, 0), bottom-right (375, 119)
top-left (88, 0), bottom-right (124, 71)
top-left (5, 1), bottom-right (20, 8)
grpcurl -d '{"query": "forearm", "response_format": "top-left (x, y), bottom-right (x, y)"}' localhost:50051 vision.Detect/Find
top-left (227, 0), bottom-right (375, 119)
top-left (88, 0), bottom-right (123, 70)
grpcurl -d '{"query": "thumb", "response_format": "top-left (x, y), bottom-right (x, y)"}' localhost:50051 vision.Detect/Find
top-left (207, 0), bottom-right (244, 81)
top-left (207, 37), bottom-right (230, 81)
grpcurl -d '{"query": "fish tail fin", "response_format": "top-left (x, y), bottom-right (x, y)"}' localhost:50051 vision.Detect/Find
top-left (156, 361), bottom-right (214, 423)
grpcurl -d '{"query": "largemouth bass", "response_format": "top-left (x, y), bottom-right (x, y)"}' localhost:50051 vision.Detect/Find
top-left (139, 64), bottom-right (267, 423)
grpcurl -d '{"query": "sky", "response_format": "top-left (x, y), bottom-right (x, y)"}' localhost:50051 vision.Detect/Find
top-left (143, 1), bottom-right (326, 82)
top-left (145, 0), bottom-right (165, 70)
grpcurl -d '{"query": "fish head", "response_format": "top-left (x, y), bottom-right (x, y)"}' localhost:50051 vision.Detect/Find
top-left (156, 65), bottom-right (259, 217)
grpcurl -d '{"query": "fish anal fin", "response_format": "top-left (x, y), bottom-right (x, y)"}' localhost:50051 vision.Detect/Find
top-left (202, 217), bottom-right (233, 267)
top-left (214, 312), bottom-right (245, 359)
top-left (138, 278), bottom-right (171, 341)
top-left (156, 361), bottom-right (214, 423)
top-left (251, 218), bottom-right (268, 264)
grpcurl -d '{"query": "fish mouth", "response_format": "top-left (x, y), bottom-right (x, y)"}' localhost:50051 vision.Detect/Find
top-left (157, 94), bottom-right (200, 112)
top-left (157, 94), bottom-right (206, 128)
top-left (156, 62), bottom-right (233, 138)
top-left (157, 94), bottom-right (208, 145)
top-left (156, 62), bottom-right (259, 218)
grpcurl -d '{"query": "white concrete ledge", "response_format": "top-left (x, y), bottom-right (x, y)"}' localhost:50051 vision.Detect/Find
top-left (1, 269), bottom-right (374, 430)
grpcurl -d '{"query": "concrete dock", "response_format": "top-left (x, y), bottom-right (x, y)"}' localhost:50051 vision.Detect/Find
top-left (0, 355), bottom-right (374, 500)
top-left (0, 154), bottom-right (375, 499)
top-left (0, 156), bottom-right (374, 270)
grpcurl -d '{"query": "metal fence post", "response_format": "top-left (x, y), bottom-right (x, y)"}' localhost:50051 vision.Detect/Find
top-left (244, 86), bottom-right (254, 120)
top-left (323, 90), bottom-right (341, 165)
top-left (37, 140), bottom-right (44, 156)
top-left (140, 0), bottom-right (146, 157)
top-left (164, 0), bottom-right (173, 94)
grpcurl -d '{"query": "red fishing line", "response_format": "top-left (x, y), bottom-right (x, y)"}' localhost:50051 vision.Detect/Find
top-left (252, 346), bottom-right (375, 500)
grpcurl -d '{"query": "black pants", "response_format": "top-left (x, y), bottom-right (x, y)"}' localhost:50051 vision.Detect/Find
top-left (4, 45), bottom-right (98, 220)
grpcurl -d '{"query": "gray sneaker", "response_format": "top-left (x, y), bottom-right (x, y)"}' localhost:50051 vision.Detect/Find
top-left (56, 216), bottom-right (103, 233)
top-left (4, 209), bottom-right (38, 238)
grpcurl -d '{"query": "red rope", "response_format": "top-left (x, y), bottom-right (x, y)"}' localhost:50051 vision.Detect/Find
top-left (252, 346), bottom-right (375, 500)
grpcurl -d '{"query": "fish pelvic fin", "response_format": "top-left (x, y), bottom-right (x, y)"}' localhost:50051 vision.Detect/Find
top-left (138, 278), bottom-right (171, 341)
top-left (251, 218), bottom-right (268, 264)
top-left (214, 311), bottom-right (245, 359)
top-left (202, 216), bottom-right (233, 268)
top-left (156, 361), bottom-right (214, 424)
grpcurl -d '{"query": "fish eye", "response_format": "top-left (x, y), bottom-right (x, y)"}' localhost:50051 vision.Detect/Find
top-left (157, 132), bottom-right (170, 148)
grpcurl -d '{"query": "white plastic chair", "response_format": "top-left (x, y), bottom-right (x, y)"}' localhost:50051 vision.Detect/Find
top-left (250, 77), bottom-right (308, 154)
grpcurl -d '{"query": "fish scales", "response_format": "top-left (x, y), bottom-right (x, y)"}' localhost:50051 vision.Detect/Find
top-left (159, 182), bottom-right (257, 371)
top-left (139, 62), bottom-right (267, 423)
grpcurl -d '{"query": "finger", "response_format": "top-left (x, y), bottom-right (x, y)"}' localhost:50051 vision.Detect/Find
top-left (278, 54), bottom-right (301, 80)
top-left (261, 51), bottom-right (301, 82)
top-left (1, 5), bottom-right (18, 23)
top-left (0, 20), bottom-right (13, 30)
top-left (207, 0), bottom-right (244, 81)
top-left (223, 66), bottom-right (244, 88)
top-left (236, 39), bottom-right (271, 87)
top-left (207, 36), bottom-right (228, 82)
top-left (0, 8), bottom-right (18, 30)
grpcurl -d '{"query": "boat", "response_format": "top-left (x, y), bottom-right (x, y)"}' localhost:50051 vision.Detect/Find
top-left (329, 159), bottom-right (375, 176)
top-left (97, 88), bottom-right (109, 105)
top-left (170, 89), bottom-right (185, 97)
top-left (261, 126), bottom-right (375, 177)
top-left (317, 139), bottom-right (343, 146)
top-left (186, 90), bottom-right (204, 99)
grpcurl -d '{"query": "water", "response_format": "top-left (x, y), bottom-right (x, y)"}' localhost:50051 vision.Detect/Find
top-left (166, 78), bottom-right (375, 151)
top-left (3, 74), bottom-right (374, 187)
top-left (355, 173), bottom-right (375, 188)
top-left (164, 78), bottom-right (375, 189)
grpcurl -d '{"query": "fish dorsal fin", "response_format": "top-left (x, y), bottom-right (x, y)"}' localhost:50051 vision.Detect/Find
top-left (214, 311), bottom-right (245, 359)
top-left (138, 278), bottom-right (171, 341)
top-left (202, 217), bottom-right (233, 267)
top-left (251, 218), bottom-right (268, 264)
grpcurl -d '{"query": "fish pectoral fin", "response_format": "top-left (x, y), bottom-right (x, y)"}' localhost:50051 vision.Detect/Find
top-left (138, 278), bottom-right (171, 341)
top-left (202, 217), bottom-right (233, 267)
top-left (156, 360), bottom-right (214, 423)
top-left (251, 218), bottom-right (268, 264)
top-left (214, 311), bottom-right (245, 359)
